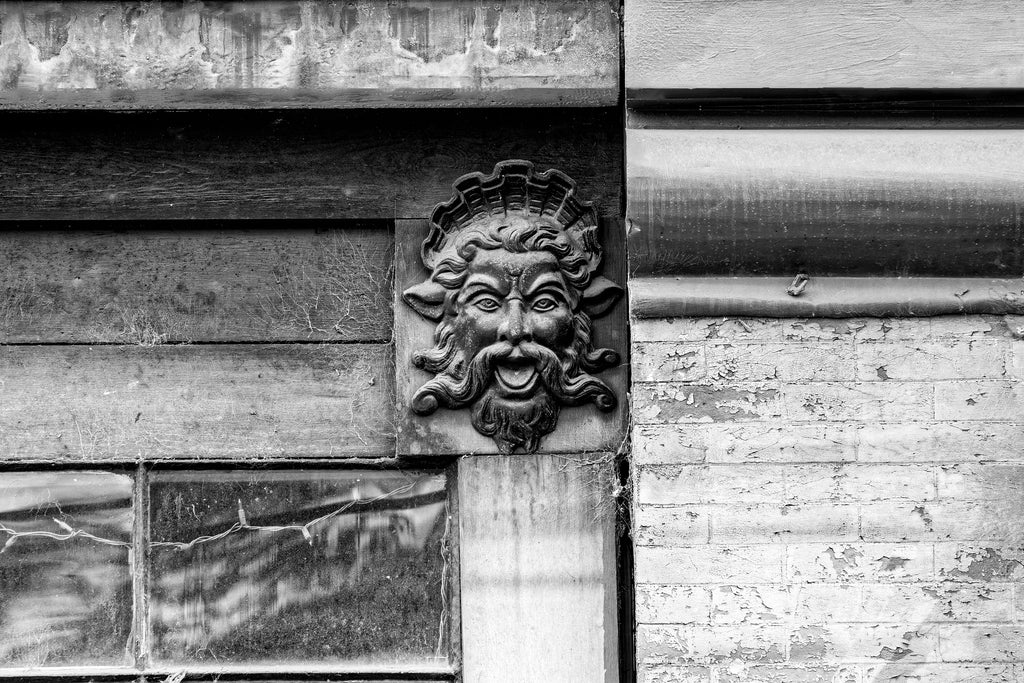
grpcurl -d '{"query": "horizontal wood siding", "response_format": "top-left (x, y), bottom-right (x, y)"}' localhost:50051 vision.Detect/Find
top-left (627, 129), bottom-right (1024, 277)
top-left (625, 0), bottom-right (1024, 93)
top-left (0, 109), bottom-right (622, 220)
top-left (0, 226), bottom-right (392, 343)
top-left (0, 0), bottom-right (619, 108)
top-left (0, 344), bottom-right (394, 461)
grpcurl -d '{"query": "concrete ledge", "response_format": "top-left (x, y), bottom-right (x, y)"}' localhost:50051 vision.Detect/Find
top-left (630, 277), bottom-right (1024, 319)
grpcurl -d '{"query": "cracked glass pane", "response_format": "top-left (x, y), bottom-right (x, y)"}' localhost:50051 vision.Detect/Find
top-left (149, 470), bottom-right (451, 667)
top-left (0, 471), bottom-right (134, 668)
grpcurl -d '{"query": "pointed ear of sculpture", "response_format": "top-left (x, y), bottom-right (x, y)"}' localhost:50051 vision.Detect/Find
top-left (403, 280), bottom-right (448, 321)
top-left (581, 276), bottom-right (623, 318)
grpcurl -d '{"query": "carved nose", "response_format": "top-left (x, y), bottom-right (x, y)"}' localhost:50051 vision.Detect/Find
top-left (498, 301), bottom-right (531, 345)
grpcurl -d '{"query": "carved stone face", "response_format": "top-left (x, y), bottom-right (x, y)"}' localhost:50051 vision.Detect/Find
top-left (452, 249), bottom-right (575, 401)
top-left (404, 220), bottom-right (622, 454)
top-left (403, 160), bottom-right (621, 453)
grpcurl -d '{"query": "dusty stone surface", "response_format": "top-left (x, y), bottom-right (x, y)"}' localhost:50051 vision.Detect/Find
top-left (632, 315), bottom-right (1024, 680)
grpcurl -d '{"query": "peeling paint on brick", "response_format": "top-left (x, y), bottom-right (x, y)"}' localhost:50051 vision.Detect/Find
top-left (789, 625), bottom-right (831, 661)
top-left (826, 546), bottom-right (864, 580)
top-left (634, 383), bottom-right (783, 423)
top-left (633, 315), bottom-right (1024, 682)
top-left (940, 547), bottom-right (1024, 582)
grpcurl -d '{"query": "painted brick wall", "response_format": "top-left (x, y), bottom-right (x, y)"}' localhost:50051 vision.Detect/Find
top-left (631, 315), bottom-right (1024, 682)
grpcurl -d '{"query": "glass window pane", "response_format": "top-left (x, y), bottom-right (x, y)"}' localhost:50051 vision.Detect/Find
top-left (149, 470), bottom-right (450, 667)
top-left (0, 471), bottom-right (134, 668)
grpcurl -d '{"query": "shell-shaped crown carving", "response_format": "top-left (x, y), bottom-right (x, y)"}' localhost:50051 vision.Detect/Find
top-left (423, 160), bottom-right (603, 273)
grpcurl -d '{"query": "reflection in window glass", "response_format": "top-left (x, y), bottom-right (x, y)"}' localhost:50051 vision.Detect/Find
top-left (0, 471), bottom-right (133, 667)
top-left (149, 470), bottom-right (450, 667)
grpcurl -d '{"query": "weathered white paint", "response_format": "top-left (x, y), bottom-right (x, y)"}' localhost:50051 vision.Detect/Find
top-left (631, 314), bottom-right (1024, 681)
top-left (0, 0), bottom-right (619, 108)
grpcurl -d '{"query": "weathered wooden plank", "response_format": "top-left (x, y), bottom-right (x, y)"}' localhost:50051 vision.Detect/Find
top-left (0, 344), bottom-right (394, 461)
top-left (627, 129), bottom-right (1024, 277)
top-left (0, 226), bottom-right (392, 343)
top-left (459, 454), bottom-right (619, 682)
top-left (1, 671), bottom-right (451, 681)
top-left (0, 109), bottom-right (622, 220)
top-left (626, 0), bottom-right (1024, 93)
top-left (0, 0), bottom-right (618, 109)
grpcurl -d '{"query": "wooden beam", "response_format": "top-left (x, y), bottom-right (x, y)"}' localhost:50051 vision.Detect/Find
top-left (630, 276), bottom-right (1024, 319)
top-left (458, 454), bottom-right (619, 683)
top-left (0, 0), bottom-right (618, 109)
top-left (626, 0), bottom-right (1024, 93)
top-left (627, 129), bottom-right (1024, 277)
top-left (0, 344), bottom-right (394, 461)
top-left (0, 226), bottom-right (392, 343)
top-left (0, 109), bottom-right (623, 220)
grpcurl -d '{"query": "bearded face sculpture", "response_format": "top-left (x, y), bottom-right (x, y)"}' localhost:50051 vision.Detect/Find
top-left (402, 161), bottom-right (623, 454)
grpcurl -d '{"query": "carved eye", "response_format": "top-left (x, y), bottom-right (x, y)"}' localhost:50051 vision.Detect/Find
top-left (532, 296), bottom-right (559, 313)
top-left (473, 296), bottom-right (501, 312)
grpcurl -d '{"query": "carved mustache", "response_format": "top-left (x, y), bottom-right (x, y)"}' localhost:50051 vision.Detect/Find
top-left (410, 340), bottom-right (616, 416)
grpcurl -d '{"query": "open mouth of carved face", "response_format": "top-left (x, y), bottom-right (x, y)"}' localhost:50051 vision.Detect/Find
top-left (493, 356), bottom-right (539, 398)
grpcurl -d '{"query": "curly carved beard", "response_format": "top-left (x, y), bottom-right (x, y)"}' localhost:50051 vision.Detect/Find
top-left (471, 387), bottom-right (560, 454)
top-left (410, 313), bottom-right (618, 453)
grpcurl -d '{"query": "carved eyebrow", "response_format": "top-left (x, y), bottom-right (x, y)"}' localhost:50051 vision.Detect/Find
top-left (462, 276), bottom-right (506, 299)
top-left (523, 274), bottom-right (568, 299)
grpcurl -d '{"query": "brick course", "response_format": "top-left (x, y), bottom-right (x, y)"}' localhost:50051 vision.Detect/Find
top-left (632, 315), bottom-right (1024, 680)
